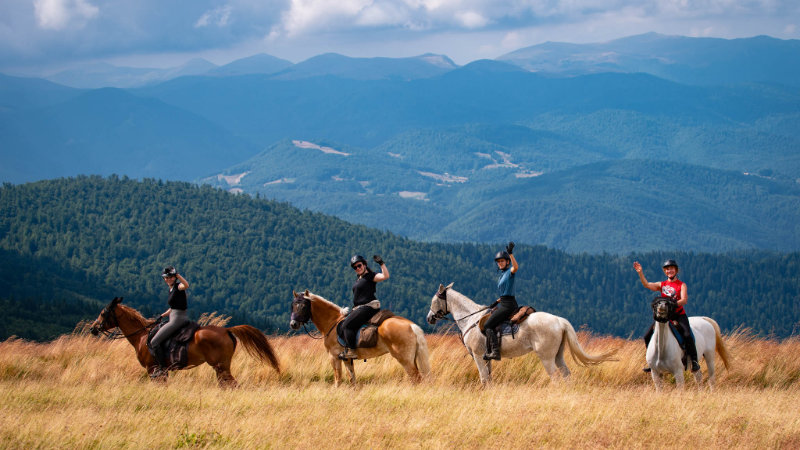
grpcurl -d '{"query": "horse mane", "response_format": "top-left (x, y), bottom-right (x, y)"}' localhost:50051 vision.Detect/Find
top-left (116, 303), bottom-right (151, 327)
top-left (306, 291), bottom-right (346, 313)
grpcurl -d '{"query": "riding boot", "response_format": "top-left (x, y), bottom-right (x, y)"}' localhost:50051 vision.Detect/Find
top-left (338, 347), bottom-right (358, 360)
top-left (683, 330), bottom-right (701, 372)
top-left (483, 330), bottom-right (501, 361)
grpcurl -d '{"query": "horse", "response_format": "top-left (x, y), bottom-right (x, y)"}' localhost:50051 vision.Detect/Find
top-left (89, 297), bottom-right (280, 387)
top-left (647, 297), bottom-right (731, 390)
top-left (289, 290), bottom-right (431, 386)
top-left (427, 283), bottom-right (618, 384)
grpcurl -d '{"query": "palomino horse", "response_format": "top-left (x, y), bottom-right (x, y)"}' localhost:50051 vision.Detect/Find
top-left (89, 297), bottom-right (280, 386)
top-left (289, 290), bottom-right (431, 386)
top-left (648, 297), bottom-right (731, 390)
top-left (427, 283), bottom-right (617, 384)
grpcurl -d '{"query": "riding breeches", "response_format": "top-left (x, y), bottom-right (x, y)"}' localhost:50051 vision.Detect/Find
top-left (342, 305), bottom-right (378, 348)
top-left (484, 297), bottom-right (518, 333)
top-left (150, 309), bottom-right (189, 348)
top-left (643, 314), bottom-right (698, 361)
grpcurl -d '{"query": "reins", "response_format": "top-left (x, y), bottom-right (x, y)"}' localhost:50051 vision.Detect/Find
top-left (98, 306), bottom-right (158, 339)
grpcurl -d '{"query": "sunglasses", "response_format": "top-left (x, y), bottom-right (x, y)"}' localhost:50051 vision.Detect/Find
top-left (352, 263), bottom-right (364, 270)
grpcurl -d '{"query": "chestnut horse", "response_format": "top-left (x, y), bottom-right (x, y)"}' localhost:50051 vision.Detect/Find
top-left (290, 290), bottom-right (430, 386)
top-left (89, 297), bottom-right (280, 386)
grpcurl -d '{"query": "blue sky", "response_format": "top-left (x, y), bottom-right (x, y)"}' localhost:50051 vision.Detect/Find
top-left (1, 0), bottom-right (798, 75)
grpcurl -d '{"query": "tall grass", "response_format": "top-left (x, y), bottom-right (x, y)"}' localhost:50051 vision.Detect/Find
top-left (1, 327), bottom-right (799, 448)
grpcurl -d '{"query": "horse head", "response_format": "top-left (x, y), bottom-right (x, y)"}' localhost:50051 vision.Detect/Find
top-left (651, 296), bottom-right (677, 323)
top-left (90, 297), bottom-right (123, 335)
top-left (289, 290), bottom-right (312, 330)
top-left (427, 282), bottom-right (454, 324)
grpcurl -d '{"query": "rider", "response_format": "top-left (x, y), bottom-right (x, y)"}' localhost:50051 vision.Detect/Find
top-left (148, 266), bottom-right (190, 375)
top-left (633, 259), bottom-right (700, 373)
top-left (483, 242), bottom-right (518, 361)
top-left (339, 254), bottom-right (389, 360)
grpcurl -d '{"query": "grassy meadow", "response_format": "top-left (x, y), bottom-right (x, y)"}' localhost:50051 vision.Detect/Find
top-left (1, 324), bottom-right (799, 449)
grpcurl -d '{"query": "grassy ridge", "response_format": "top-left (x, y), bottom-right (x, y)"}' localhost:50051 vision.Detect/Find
top-left (2, 327), bottom-right (800, 448)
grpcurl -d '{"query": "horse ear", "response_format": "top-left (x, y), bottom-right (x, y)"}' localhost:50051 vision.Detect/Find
top-left (445, 282), bottom-right (454, 290)
top-left (292, 290), bottom-right (297, 297)
top-left (437, 284), bottom-right (445, 294)
top-left (112, 297), bottom-right (122, 305)
top-left (304, 289), bottom-right (310, 296)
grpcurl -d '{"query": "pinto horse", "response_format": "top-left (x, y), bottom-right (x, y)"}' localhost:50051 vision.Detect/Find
top-left (89, 297), bottom-right (280, 386)
top-left (648, 297), bottom-right (731, 390)
top-left (427, 283), bottom-right (618, 384)
top-left (289, 290), bottom-right (430, 386)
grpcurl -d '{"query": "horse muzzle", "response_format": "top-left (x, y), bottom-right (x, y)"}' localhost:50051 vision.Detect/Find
top-left (90, 327), bottom-right (100, 336)
top-left (426, 310), bottom-right (438, 325)
top-left (289, 319), bottom-right (301, 330)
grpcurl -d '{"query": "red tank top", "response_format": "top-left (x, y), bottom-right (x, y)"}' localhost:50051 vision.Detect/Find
top-left (661, 279), bottom-right (685, 315)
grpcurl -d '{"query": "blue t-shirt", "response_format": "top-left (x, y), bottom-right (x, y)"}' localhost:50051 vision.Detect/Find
top-left (497, 268), bottom-right (516, 298)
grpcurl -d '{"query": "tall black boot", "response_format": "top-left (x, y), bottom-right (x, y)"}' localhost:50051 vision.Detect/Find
top-left (685, 336), bottom-right (701, 372)
top-left (483, 330), bottom-right (501, 361)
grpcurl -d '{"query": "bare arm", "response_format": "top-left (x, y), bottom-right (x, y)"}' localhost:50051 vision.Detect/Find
top-left (678, 283), bottom-right (688, 306)
top-left (176, 273), bottom-right (189, 290)
top-left (633, 261), bottom-right (661, 292)
top-left (372, 255), bottom-right (389, 282)
top-left (509, 253), bottom-right (519, 274)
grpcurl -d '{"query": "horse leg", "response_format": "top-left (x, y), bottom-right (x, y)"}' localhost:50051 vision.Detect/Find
top-left (540, 357), bottom-right (562, 381)
top-left (330, 355), bottom-right (343, 387)
top-left (651, 371), bottom-right (664, 391)
top-left (211, 363), bottom-right (238, 388)
top-left (386, 341), bottom-right (422, 383)
top-left (704, 353), bottom-right (716, 392)
top-left (554, 339), bottom-right (571, 378)
top-left (472, 353), bottom-right (492, 385)
top-left (673, 369), bottom-right (685, 390)
top-left (344, 358), bottom-right (356, 384)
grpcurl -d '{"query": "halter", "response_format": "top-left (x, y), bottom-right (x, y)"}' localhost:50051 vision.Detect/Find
top-left (651, 296), bottom-right (677, 323)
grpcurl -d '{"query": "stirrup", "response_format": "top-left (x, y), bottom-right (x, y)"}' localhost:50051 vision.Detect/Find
top-left (338, 348), bottom-right (358, 360)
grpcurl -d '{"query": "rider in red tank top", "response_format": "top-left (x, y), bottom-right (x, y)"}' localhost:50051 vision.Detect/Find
top-left (633, 259), bottom-right (700, 373)
top-left (660, 279), bottom-right (685, 316)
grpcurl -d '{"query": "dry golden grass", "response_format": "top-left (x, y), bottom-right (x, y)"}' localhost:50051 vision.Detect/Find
top-left (1, 327), bottom-right (799, 449)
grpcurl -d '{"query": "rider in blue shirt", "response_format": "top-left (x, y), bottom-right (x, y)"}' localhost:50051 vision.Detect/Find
top-left (483, 242), bottom-right (518, 361)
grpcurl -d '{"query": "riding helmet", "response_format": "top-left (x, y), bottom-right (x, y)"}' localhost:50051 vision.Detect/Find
top-left (350, 255), bottom-right (368, 268)
top-left (494, 250), bottom-right (510, 262)
top-left (161, 266), bottom-right (177, 278)
top-left (661, 259), bottom-right (679, 269)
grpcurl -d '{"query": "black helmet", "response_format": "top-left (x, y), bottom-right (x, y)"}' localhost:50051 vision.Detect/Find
top-left (161, 266), bottom-right (177, 278)
top-left (350, 255), bottom-right (367, 268)
top-left (661, 259), bottom-right (679, 269)
top-left (494, 251), bottom-right (510, 262)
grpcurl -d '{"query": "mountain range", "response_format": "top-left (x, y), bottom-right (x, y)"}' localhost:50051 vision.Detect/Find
top-left (1, 33), bottom-right (799, 253)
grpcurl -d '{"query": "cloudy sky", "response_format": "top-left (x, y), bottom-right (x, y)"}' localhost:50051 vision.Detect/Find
top-left (1, 0), bottom-right (798, 75)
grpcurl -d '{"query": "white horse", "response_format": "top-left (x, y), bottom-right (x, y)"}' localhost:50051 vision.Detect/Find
top-left (648, 298), bottom-right (731, 390)
top-left (427, 283), bottom-right (618, 384)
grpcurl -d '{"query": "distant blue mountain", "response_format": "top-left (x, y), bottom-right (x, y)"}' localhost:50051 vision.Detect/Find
top-left (270, 53), bottom-right (457, 80)
top-left (209, 53), bottom-right (293, 76)
top-left (45, 59), bottom-right (218, 89)
top-left (498, 33), bottom-right (800, 86)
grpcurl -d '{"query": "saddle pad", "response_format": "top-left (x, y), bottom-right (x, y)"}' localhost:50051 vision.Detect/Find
top-left (336, 322), bottom-right (379, 349)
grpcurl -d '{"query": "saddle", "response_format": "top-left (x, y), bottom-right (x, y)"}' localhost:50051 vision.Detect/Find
top-left (667, 320), bottom-right (691, 370)
top-left (478, 305), bottom-right (536, 336)
top-left (336, 309), bottom-right (394, 349)
top-left (147, 319), bottom-right (200, 370)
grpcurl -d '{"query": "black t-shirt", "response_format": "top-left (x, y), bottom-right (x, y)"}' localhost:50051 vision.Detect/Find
top-left (352, 271), bottom-right (377, 306)
top-left (168, 286), bottom-right (187, 310)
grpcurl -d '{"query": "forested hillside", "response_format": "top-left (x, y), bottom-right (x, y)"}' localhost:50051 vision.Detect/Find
top-left (1, 177), bottom-right (797, 341)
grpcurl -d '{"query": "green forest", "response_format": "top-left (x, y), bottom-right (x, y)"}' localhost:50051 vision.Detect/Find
top-left (1, 176), bottom-right (798, 341)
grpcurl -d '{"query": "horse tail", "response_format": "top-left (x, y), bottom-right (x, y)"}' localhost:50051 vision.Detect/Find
top-left (560, 317), bottom-right (618, 366)
top-left (227, 325), bottom-right (281, 374)
top-left (701, 317), bottom-right (731, 370)
top-left (410, 323), bottom-right (431, 380)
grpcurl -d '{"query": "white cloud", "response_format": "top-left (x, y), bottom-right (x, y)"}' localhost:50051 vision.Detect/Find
top-left (34, 0), bottom-right (98, 30)
top-left (195, 6), bottom-right (233, 28)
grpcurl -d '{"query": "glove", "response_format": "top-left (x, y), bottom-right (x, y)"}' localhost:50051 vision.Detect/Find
top-left (506, 241), bottom-right (515, 255)
top-left (373, 255), bottom-right (385, 265)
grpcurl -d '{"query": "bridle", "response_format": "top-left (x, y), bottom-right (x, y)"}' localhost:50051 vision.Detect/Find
top-left (652, 297), bottom-right (677, 323)
top-left (430, 289), bottom-right (490, 324)
top-left (91, 300), bottom-right (157, 340)
top-left (291, 295), bottom-right (337, 340)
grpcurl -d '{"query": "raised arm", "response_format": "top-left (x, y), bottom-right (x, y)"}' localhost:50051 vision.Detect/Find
top-left (372, 255), bottom-right (389, 282)
top-left (633, 261), bottom-right (660, 292)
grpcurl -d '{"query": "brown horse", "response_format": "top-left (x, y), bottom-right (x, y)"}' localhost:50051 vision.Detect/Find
top-left (290, 290), bottom-right (431, 386)
top-left (89, 297), bottom-right (280, 386)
